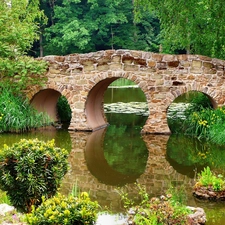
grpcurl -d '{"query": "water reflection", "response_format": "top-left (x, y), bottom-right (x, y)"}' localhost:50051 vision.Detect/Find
top-left (85, 126), bottom-right (148, 186)
top-left (0, 127), bottom-right (72, 151)
top-left (1, 126), bottom-right (225, 223)
top-left (167, 134), bottom-right (225, 176)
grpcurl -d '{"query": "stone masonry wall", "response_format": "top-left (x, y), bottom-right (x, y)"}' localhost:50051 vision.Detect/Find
top-left (28, 49), bottom-right (225, 133)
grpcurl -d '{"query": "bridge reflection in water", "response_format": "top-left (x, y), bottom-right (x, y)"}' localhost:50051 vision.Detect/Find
top-left (61, 128), bottom-right (196, 212)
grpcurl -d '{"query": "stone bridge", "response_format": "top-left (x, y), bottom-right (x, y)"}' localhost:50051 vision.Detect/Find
top-left (28, 49), bottom-right (225, 133)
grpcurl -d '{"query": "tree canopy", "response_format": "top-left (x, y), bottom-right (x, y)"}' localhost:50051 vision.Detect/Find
top-left (39, 0), bottom-right (160, 55)
top-left (0, 0), bottom-right (47, 91)
top-left (134, 0), bottom-right (225, 59)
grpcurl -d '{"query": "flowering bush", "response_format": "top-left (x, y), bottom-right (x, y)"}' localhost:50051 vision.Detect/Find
top-left (0, 138), bottom-right (69, 212)
top-left (26, 192), bottom-right (99, 225)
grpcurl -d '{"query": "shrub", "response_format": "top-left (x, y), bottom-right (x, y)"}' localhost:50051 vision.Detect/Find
top-left (56, 95), bottom-right (72, 122)
top-left (0, 138), bottom-right (69, 212)
top-left (118, 183), bottom-right (191, 225)
top-left (26, 192), bottom-right (99, 225)
top-left (196, 166), bottom-right (225, 191)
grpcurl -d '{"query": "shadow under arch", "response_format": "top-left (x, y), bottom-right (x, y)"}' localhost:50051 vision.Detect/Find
top-left (30, 88), bottom-right (61, 121)
top-left (85, 77), bottom-right (149, 131)
top-left (85, 127), bottom-right (148, 186)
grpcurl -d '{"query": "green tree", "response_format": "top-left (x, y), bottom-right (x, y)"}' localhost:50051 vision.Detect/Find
top-left (134, 0), bottom-right (225, 59)
top-left (42, 0), bottom-right (160, 55)
top-left (0, 0), bottom-right (47, 91)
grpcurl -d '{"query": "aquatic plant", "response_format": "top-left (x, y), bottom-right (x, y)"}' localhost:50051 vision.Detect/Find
top-left (0, 138), bottom-right (69, 212)
top-left (118, 183), bottom-right (191, 225)
top-left (26, 192), bottom-right (99, 225)
top-left (195, 166), bottom-right (225, 191)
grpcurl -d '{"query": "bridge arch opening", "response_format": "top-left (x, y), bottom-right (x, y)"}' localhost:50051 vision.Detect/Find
top-left (85, 77), bottom-right (149, 131)
top-left (167, 90), bottom-right (216, 133)
top-left (30, 89), bottom-right (71, 126)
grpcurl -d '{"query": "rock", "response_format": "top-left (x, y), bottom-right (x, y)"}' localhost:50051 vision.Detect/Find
top-left (0, 204), bottom-right (15, 216)
top-left (187, 206), bottom-right (207, 225)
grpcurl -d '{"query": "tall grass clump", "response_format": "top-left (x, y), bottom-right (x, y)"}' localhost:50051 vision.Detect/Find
top-left (0, 87), bottom-right (53, 132)
top-left (184, 107), bottom-right (225, 144)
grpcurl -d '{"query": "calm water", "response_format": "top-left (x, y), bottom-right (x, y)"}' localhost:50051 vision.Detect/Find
top-left (0, 87), bottom-right (225, 224)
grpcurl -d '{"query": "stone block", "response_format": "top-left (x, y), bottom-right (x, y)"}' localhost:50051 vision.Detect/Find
top-left (156, 62), bottom-right (167, 70)
top-left (152, 53), bottom-right (163, 61)
top-left (148, 61), bottom-right (156, 67)
top-left (124, 64), bottom-right (139, 71)
top-left (54, 56), bottom-right (65, 62)
top-left (155, 80), bottom-right (164, 85)
top-left (163, 54), bottom-right (176, 61)
top-left (167, 61), bottom-right (179, 67)
top-left (97, 64), bottom-right (109, 71)
top-left (108, 63), bottom-right (122, 70)
top-left (111, 55), bottom-right (121, 63)
top-left (192, 60), bottom-right (202, 68)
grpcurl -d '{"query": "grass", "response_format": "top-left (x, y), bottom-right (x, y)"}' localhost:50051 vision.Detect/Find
top-left (0, 87), bottom-right (53, 132)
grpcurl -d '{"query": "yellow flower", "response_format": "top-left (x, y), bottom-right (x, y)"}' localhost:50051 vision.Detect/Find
top-left (64, 209), bottom-right (70, 216)
top-left (61, 201), bottom-right (67, 209)
top-left (64, 218), bottom-right (69, 224)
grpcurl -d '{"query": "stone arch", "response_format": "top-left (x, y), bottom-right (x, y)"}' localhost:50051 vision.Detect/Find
top-left (30, 88), bottom-right (61, 121)
top-left (165, 83), bottom-right (219, 111)
top-left (85, 73), bottom-right (149, 131)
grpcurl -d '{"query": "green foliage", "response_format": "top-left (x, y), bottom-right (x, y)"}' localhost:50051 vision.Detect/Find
top-left (167, 134), bottom-right (225, 170)
top-left (0, 189), bottom-right (11, 205)
top-left (185, 107), bottom-right (225, 141)
top-left (197, 167), bottom-right (225, 191)
top-left (168, 91), bottom-right (225, 145)
top-left (0, 56), bottom-right (48, 92)
top-left (56, 95), bottom-right (72, 122)
top-left (134, 0), bottom-right (225, 59)
top-left (43, 0), bottom-right (160, 55)
top-left (104, 124), bottom-right (148, 177)
top-left (118, 183), bottom-right (191, 225)
top-left (26, 192), bottom-right (99, 225)
top-left (0, 138), bottom-right (69, 212)
top-left (110, 78), bottom-right (136, 87)
top-left (0, 87), bottom-right (53, 132)
top-left (0, 0), bottom-right (48, 91)
top-left (168, 91), bottom-right (212, 134)
top-left (0, 0), bottom-right (45, 56)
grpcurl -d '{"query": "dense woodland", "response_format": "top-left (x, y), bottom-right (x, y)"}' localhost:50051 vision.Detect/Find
top-left (31, 0), bottom-right (160, 57)
top-left (30, 0), bottom-right (225, 59)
